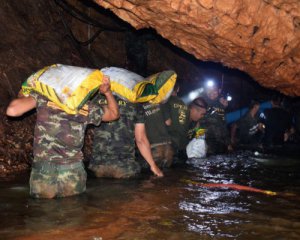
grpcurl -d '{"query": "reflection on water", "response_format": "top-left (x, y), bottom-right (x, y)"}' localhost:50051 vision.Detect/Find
top-left (1, 152), bottom-right (300, 240)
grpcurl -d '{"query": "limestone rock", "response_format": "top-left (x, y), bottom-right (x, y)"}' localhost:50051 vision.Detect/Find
top-left (95, 0), bottom-right (300, 96)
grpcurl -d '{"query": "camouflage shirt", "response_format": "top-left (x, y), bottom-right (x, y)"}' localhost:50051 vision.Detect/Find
top-left (92, 95), bottom-right (144, 160)
top-left (31, 93), bottom-right (103, 164)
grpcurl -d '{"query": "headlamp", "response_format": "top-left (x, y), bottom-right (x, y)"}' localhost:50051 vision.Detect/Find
top-left (206, 80), bottom-right (215, 88)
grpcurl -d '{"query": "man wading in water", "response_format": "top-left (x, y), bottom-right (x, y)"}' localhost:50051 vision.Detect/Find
top-left (6, 76), bottom-right (119, 199)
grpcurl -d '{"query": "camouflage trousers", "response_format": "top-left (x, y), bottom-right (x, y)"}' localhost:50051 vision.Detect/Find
top-left (89, 155), bottom-right (141, 179)
top-left (30, 161), bottom-right (87, 199)
top-left (151, 142), bottom-right (174, 168)
top-left (138, 142), bottom-right (174, 169)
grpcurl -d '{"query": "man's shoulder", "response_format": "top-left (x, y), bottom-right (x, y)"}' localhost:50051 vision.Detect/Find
top-left (266, 107), bottom-right (287, 115)
top-left (174, 96), bottom-right (186, 104)
top-left (168, 96), bottom-right (187, 107)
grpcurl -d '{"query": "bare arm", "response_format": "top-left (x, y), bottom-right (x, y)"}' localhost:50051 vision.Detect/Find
top-left (6, 96), bottom-right (37, 117)
top-left (135, 123), bottom-right (164, 177)
top-left (99, 76), bottom-right (119, 122)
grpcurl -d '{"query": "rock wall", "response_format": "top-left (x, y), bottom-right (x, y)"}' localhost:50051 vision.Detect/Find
top-left (0, 0), bottom-right (86, 107)
top-left (1, 0), bottom-right (298, 175)
top-left (0, 0), bottom-right (85, 176)
top-left (95, 0), bottom-right (300, 96)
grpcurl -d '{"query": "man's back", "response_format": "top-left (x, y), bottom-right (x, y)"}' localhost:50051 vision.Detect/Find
top-left (237, 112), bottom-right (260, 144)
top-left (162, 95), bottom-right (189, 150)
top-left (92, 95), bottom-right (143, 159)
top-left (33, 93), bottom-right (103, 163)
top-left (262, 107), bottom-right (292, 145)
top-left (143, 103), bottom-right (170, 144)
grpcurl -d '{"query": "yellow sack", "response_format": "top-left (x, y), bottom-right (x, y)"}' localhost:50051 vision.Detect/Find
top-left (101, 67), bottom-right (157, 103)
top-left (146, 70), bottom-right (177, 104)
top-left (22, 64), bottom-right (103, 114)
top-left (101, 67), bottom-right (177, 104)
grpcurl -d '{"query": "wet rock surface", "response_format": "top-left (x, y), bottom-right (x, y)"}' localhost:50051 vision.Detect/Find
top-left (0, 0), bottom-right (85, 107)
top-left (0, 106), bottom-right (94, 176)
top-left (95, 0), bottom-right (300, 96)
top-left (0, 0), bottom-right (85, 176)
top-left (0, 108), bottom-right (35, 176)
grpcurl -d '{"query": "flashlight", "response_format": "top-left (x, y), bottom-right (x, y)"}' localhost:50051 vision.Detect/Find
top-left (226, 94), bottom-right (232, 101)
top-left (189, 91), bottom-right (198, 100)
top-left (187, 88), bottom-right (204, 101)
top-left (206, 80), bottom-right (215, 88)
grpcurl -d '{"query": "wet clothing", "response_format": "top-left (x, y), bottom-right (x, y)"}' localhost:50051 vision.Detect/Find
top-left (142, 103), bottom-right (173, 167)
top-left (137, 143), bottom-right (173, 169)
top-left (89, 95), bottom-right (143, 178)
top-left (30, 163), bottom-right (86, 198)
top-left (30, 93), bottom-right (103, 198)
top-left (150, 143), bottom-right (173, 168)
top-left (200, 95), bottom-right (230, 154)
top-left (236, 112), bottom-right (262, 145)
top-left (260, 107), bottom-right (292, 146)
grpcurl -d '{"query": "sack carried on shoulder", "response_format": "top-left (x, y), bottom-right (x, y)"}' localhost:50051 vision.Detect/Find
top-left (22, 65), bottom-right (177, 114)
top-left (101, 67), bottom-right (177, 104)
top-left (22, 64), bottom-right (103, 114)
top-left (145, 70), bottom-right (177, 104)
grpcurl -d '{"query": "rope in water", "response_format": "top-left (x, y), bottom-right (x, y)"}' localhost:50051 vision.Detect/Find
top-left (182, 179), bottom-right (278, 196)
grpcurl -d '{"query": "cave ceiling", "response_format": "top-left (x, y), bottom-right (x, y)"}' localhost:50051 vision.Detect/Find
top-left (94, 0), bottom-right (300, 96)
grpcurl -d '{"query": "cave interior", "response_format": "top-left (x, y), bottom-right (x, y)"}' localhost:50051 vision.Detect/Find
top-left (0, 0), bottom-right (299, 175)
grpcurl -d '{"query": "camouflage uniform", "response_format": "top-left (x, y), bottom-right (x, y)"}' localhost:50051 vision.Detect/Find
top-left (30, 93), bottom-right (103, 198)
top-left (148, 143), bottom-right (174, 168)
top-left (89, 95), bottom-right (142, 178)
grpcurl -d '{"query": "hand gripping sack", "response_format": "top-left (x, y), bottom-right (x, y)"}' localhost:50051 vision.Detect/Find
top-left (22, 64), bottom-right (103, 114)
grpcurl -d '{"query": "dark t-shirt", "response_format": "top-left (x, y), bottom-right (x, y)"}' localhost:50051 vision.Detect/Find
top-left (202, 95), bottom-right (226, 121)
top-left (162, 96), bottom-right (189, 150)
top-left (260, 107), bottom-right (292, 145)
top-left (143, 103), bottom-right (170, 144)
top-left (237, 112), bottom-right (259, 144)
top-left (200, 94), bottom-right (230, 153)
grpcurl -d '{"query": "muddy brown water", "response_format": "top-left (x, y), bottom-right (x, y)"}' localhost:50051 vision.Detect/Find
top-left (1, 152), bottom-right (300, 240)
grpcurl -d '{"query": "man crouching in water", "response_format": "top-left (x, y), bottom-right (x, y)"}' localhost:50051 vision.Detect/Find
top-left (6, 76), bottom-right (119, 199)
